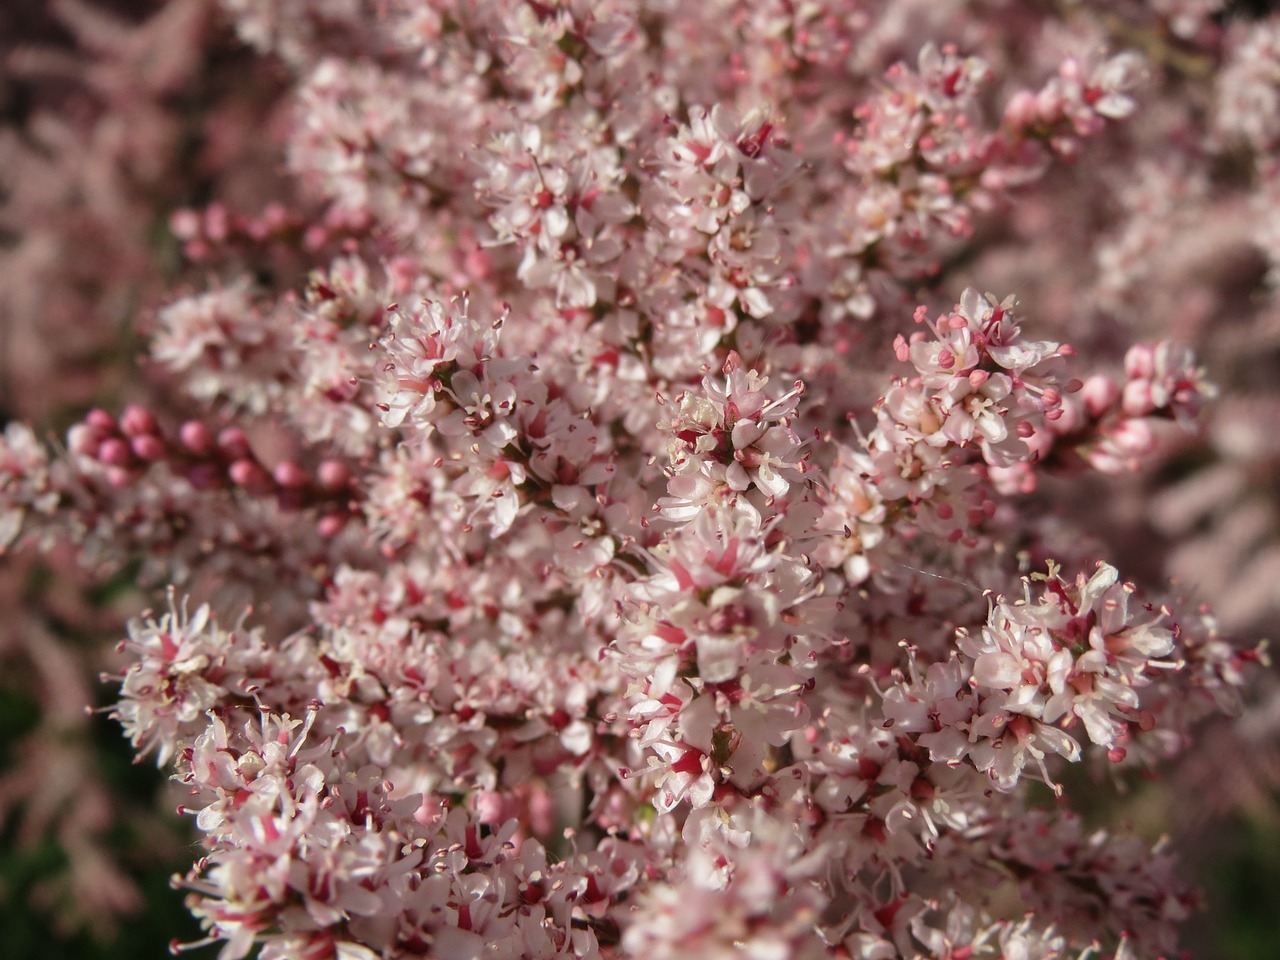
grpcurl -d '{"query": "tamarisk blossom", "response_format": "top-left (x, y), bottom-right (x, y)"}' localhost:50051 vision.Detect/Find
top-left (0, 1), bottom-right (1271, 957)
top-left (658, 351), bottom-right (809, 521)
top-left (882, 562), bottom-right (1181, 793)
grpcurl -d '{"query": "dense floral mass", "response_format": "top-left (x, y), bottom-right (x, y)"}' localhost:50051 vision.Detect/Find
top-left (1, 0), bottom-right (1278, 957)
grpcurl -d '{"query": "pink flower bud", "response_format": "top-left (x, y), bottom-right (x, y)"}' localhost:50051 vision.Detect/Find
top-left (204, 203), bottom-right (229, 242)
top-left (98, 437), bottom-right (133, 468)
top-left (1110, 417), bottom-right (1156, 456)
top-left (474, 790), bottom-right (507, 825)
top-left (317, 459), bottom-right (350, 491)
top-left (527, 783), bottom-right (556, 837)
top-left (179, 421), bottom-right (216, 455)
top-left (1036, 86), bottom-right (1064, 120)
top-left (990, 462), bottom-right (1037, 495)
top-left (1003, 89), bottom-right (1039, 129)
top-left (86, 408), bottom-right (117, 431)
top-left (1048, 399), bottom-right (1083, 435)
top-left (229, 458), bottom-right (273, 494)
top-left (1025, 426), bottom-right (1055, 459)
top-left (216, 427), bottom-right (251, 460)
top-left (130, 435), bottom-right (167, 462)
top-left (262, 201), bottom-right (289, 231)
top-left (183, 239), bottom-right (210, 261)
top-left (120, 404), bottom-right (158, 438)
top-left (303, 224), bottom-right (328, 250)
top-left (273, 461), bottom-right (309, 489)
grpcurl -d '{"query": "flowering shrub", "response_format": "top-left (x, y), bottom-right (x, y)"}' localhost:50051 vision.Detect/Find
top-left (2, 1), bottom-right (1278, 958)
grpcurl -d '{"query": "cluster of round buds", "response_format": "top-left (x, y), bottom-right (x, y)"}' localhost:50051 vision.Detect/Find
top-left (1030, 340), bottom-right (1217, 475)
top-left (67, 406), bottom-right (170, 487)
top-left (67, 405), bottom-right (355, 533)
top-left (169, 201), bottom-right (313, 262)
top-left (1001, 52), bottom-right (1147, 160)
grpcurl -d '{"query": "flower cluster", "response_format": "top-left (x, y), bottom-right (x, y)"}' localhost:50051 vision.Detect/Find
top-left (882, 562), bottom-right (1181, 793)
top-left (175, 707), bottom-right (642, 960)
top-left (1, 0), bottom-right (1276, 957)
top-left (657, 353), bottom-right (808, 519)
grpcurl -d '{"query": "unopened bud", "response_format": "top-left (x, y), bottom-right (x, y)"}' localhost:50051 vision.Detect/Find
top-left (203, 202), bottom-right (229, 242)
top-left (98, 437), bottom-right (133, 468)
top-left (86, 408), bottom-right (117, 432)
top-left (170, 208), bottom-right (201, 240)
top-left (179, 421), bottom-right (216, 455)
top-left (229, 458), bottom-right (272, 494)
top-left (317, 459), bottom-right (350, 491)
top-left (130, 434), bottom-right (167, 462)
top-left (120, 405), bottom-right (158, 437)
top-left (1003, 89), bottom-right (1039, 128)
top-left (273, 461), bottom-right (309, 489)
top-left (216, 427), bottom-right (251, 460)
